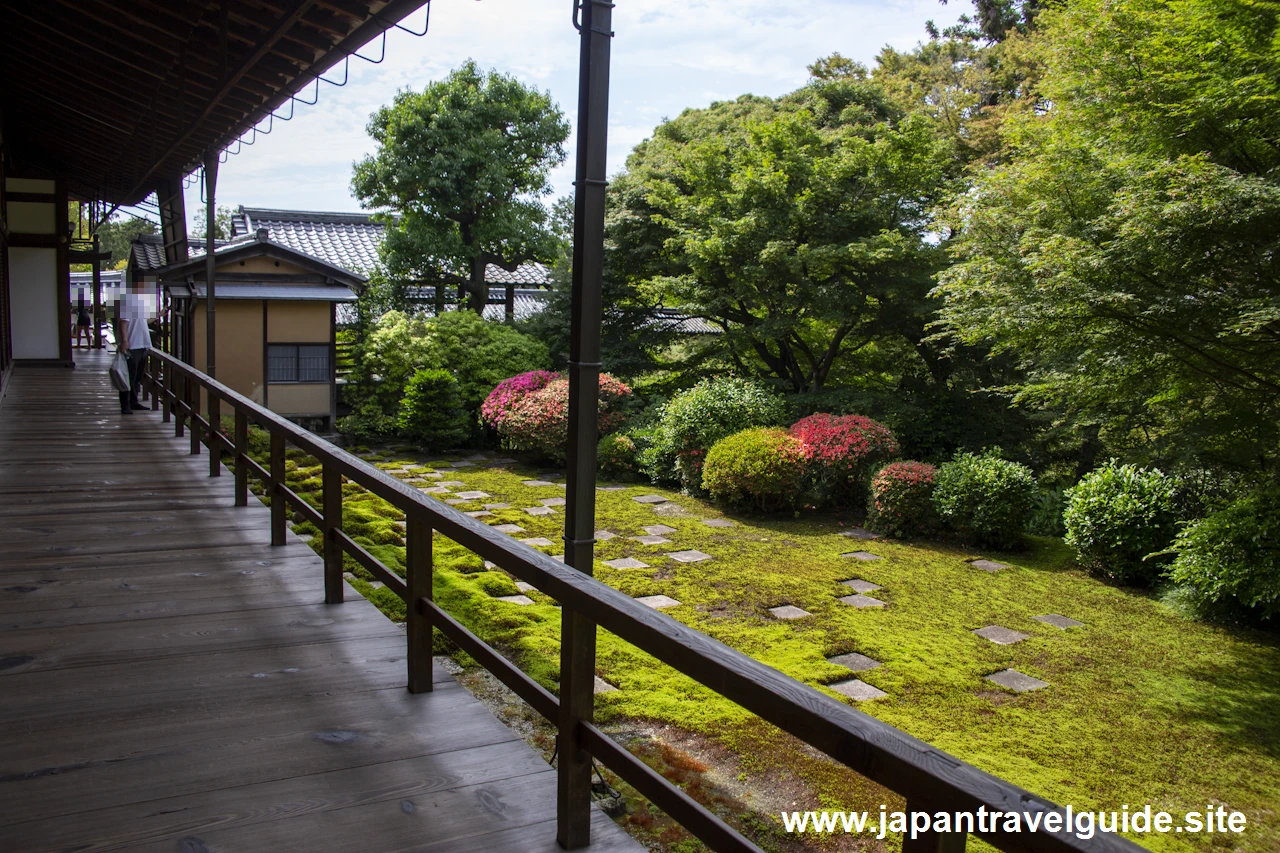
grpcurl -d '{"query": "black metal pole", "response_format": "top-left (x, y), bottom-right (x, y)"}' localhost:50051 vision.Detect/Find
top-left (558, 0), bottom-right (613, 848)
top-left (203, 153), bottom-right (218, 379)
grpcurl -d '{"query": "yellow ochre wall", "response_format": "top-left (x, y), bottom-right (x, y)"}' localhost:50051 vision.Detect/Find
top-left (192, 300), bottom-right (265, 408)
top-left (222, 257), bottom-right (308, 276)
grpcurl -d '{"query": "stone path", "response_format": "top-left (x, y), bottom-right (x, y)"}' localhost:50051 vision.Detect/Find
top-left (970, 559), bottom-right (1008, 572)
top-left (768, 605), bottom-right (811, 620)
top-left (828, 678), bottom-right (888, 701)
top-left (635, 594), bottom-right (681, 609)
top-left (840, 579), bottom-right (880, 593)
top-left (973, 625), bottom-right (1030, 645)
top-left (841, 551), bottom-right (881, 561)
top-left (985, 669), bottom-right (1048, 692)
top-left (1033, 614), bottom-right (1084, 629)
top-left (839, 593), bottom-right (885, 609)
top-left (828, 652), bottom-right (880, 672)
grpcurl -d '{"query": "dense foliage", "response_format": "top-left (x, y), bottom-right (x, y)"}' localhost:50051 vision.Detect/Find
top-left (353, 61), bottom-right (569, 313)
top-left (790, 413), bottom-right (898, 504)
top-left (598, 433), bottom-right (639, 480)
top-left (641, 377), bottom-right (789, 490)
top-left (933, 449), bottom-right (1036, 548)
top-left (867, 461), bottom-right (939, 539)
top-left (479, 370), bottom-right (558, 432)
top-left (1063, 462), bottom-right (1178, 586)
top-left (1169, 484), bottom-right (1280, 621)
top-left (397, 368), bottom-right (469, 451)
top-left (701, 428), bottom-right (808, 512)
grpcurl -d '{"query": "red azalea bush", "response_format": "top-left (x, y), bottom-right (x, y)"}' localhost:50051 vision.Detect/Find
top-left (489, 372), bottom-right (632, 462)
top-left (867, 461), bottom-right (939, 538)
top-left (701, 428), bottom-right (809, 512)
top-left (480, 370), bottom-right (558, 431)
top-left (789, 413), bottom-right (899, 504)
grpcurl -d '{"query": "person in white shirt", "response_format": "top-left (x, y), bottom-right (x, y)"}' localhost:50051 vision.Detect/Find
top-left (115, 280), bottom-right (153, 414)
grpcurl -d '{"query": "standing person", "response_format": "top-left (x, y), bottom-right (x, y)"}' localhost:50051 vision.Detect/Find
top-left (115, 280), bottom-right (152, 414)
top-left (74, 302), bottom-right (92, 349)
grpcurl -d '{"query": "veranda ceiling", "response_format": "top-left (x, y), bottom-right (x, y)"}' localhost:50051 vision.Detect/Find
top-left (0, 0), bottom-right (428, 204)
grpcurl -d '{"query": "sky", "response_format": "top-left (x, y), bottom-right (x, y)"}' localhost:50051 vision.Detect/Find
top-left (175, 0), bottom-right (966, 225)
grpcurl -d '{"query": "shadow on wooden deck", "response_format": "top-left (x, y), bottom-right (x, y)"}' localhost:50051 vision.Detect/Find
top-left (0, 351), bottom-right (639, 852)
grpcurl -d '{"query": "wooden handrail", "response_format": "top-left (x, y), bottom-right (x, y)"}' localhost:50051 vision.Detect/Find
top-left (142, 348), bottom-right (1143, 853)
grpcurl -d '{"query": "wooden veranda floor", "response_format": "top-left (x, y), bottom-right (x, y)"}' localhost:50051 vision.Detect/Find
top-left (0, 351), bottom-right (638, 853)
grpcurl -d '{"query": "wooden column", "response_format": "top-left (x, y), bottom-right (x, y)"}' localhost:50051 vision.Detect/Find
top-left (203, 153), bottom-right (218, 381)
top-left (91, 235), bottom-right (102, 349)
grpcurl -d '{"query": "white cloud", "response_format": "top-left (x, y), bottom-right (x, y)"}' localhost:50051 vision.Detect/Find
top-left (186, 0), bottom-right (963, 221)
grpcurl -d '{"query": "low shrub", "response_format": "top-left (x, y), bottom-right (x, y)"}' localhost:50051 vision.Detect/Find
top-left (1168, 484), bottom-right (1280, 620)
top-left (396, 368), bottom-right (469, 451)
top-left (1063, 462), bottom-right (1179, 585)
top-left (1026, 486), bottom-right (1067, 537)
top-left (488, 372), bottom-right (632, 463)
top-left (867, 461), bottom-right (938, 538)
top-left (598, 432), bottom-right (639, 479)
top-left (337, 400), bottom-right (398, 442)
top-left (701, 427), bottom-right (808, 512)
top-left (790, 413), bottom-right (898, 505)
top-left (644, 377), bottom-right (788, 490)
top-left (933, 449), bottom-right (1036, 548)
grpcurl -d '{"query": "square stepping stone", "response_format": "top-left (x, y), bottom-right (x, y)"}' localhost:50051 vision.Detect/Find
top-left (515, 582), bottom-right (536, 593)
top-left (439, 480), bottom-right (467, 487)
top-left (667, 550), bottom-right (711, 563)
top-left (597, 485), bottom-right (627, 491)
top-left (483, 503), bottom-right (510, 510)
top-left (839, 528), bottom-right (882, 540)
top-left (450, 461), bottom-right (475, 468)
top-left (465, 510), bottom-right (493, 519)
top-left (631, 535), bottom-right (671, 546)
top-left (970, 559), bottom-right (1009, 572)
top-left (524, 506), bottom-right (555, 517)
top-left (841, 551), bottom-right (882, 561)
top-left (465, 454), bottom-right (488, 461)
top-left (423, 471), bottom-right (444, 479)
top-left (494, 594), bottom-right (535, 606)
top-left (444, 498), bottom-right (465, 505)
top-left (840, 579), bottom-right (881, 593)
top-left (769, 605), bottom-right (812, 620)
top-left (828, 678), bottom-right (888, 701)
top-left (1033, 613), bottom-right (1084, 629)
top-left (636, 594), bottom-right (681, 609)
top-left (633, 494), bottom-right (669, 504)
top-left (523, 480), bottom-right (556, 487)
top-left (493, 524), bottom-right (525, 535)
top-left (644, 525), bottom-right (677, 536)
top-left (973, 625), bottom-right (1030, 645)
top-left (828, 652), bottom-right (881, 672)
top-left (839, 594), bottom-right (886, 609)
top-left (422, 486), bottom-right (451, 495)
top-left (604, 557), bottom-right (649, 570)
top-left (595, 530), bottom-right (617, 541)
top-left (491, 458), bottom-right (518, 465)
top-left (539, 497), bottom-right (566, 507)
top-left (701, 518), bottom-right (735, 528)
top-left (594, 676), bottom-right (618, 694)
top-left (521, 537), bottom-right (556, 547)
top-left (483, 561), bottom-right (497, 570)
top-left (455, 490), bottom-right (490, 500)
top-left (985, 669), bottom-right (1049, 693)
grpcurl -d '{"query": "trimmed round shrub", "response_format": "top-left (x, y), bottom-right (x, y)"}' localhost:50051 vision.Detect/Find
top-left (480, 369), bottom-right (558, 431)
top-left (790, 413), bottom-right (898, 504)
top-left (397, 368), bottom-right (469, 451)
top-left (1063, 462), bottom-right (1178, 585)
top-left (598, 433), bottom-right (638, 479)
top-left (867, 461), bottom-right (938, 538)
top-left (491, 373), bottom-right (632, 463)
top-left (1169, 484), bottom-right (1280, 620)
top-left (643, 377), bottom-right (789, 490)
top-left (932, 449), bottom-right (1036, 549)
top-left (701, 427), bottom-right (808, 512)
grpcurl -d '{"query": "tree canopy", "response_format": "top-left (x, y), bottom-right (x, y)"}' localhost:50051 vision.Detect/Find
top-left (352, 61), bottom-right (569, 314)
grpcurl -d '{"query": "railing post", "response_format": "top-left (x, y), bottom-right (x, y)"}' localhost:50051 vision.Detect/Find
top-left (270, 431), bottom-right (286, 545)
top-left (406, 517), bottom-right (433, 693)
top-left (323, 464), bottom-right (344, 604)
top-left (188, 378), bottom-right (200, 456)
top-left (901, 802), bottom-right (967, 853)
top-left (150, 352), bottom-right (159, 411)
top-left (161, 355), bottom-right (171, 424)
top-left (175, 371), bottom-right (185, 437)
top-left (234, 408), bottom-right (248, 507)
top-left (208, 392), bottom-right (221, 477)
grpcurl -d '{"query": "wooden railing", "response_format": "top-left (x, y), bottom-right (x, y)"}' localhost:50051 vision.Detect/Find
top-left (143, 348), bottom-right (1143, 853)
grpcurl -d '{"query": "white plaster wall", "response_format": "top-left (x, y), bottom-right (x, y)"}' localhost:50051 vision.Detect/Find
top-left (9, 247), bottom-right (60, 359)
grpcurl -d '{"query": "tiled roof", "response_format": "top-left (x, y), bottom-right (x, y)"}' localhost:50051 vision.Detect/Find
top-left (233, 207), bottom-right (550, 285)
top-left (335, 286), bottom-right (549, 326)
top-left (190, 283), bottom-right (357, 302)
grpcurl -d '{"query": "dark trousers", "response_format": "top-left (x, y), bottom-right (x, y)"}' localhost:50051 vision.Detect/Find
top-left (119, 349), bottom-right (146, 411)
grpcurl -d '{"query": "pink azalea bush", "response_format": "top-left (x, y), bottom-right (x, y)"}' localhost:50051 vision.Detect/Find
top-left (789, 413), bottom-right (899, 503)
top-left (867, 461), bottom-right (939, 538)
top-left (480, 370), bottom-right (558, 431)
top-left (482, 371), bottom-right (632, 462)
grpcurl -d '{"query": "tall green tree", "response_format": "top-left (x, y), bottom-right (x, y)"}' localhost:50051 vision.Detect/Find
top-left (352, 61), bottom-right (569, 314)
top-left (617, 82), bottom-right (951, 393)
top-left (933, 0), bottom-right (1280, 474)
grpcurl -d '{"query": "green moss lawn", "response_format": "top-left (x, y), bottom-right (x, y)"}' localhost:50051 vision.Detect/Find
top-left (275, 446), bottom-right (1280, 852)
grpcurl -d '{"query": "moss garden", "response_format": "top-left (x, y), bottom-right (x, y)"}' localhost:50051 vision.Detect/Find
top-left (260, 444), bottom-right (1280, 853)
